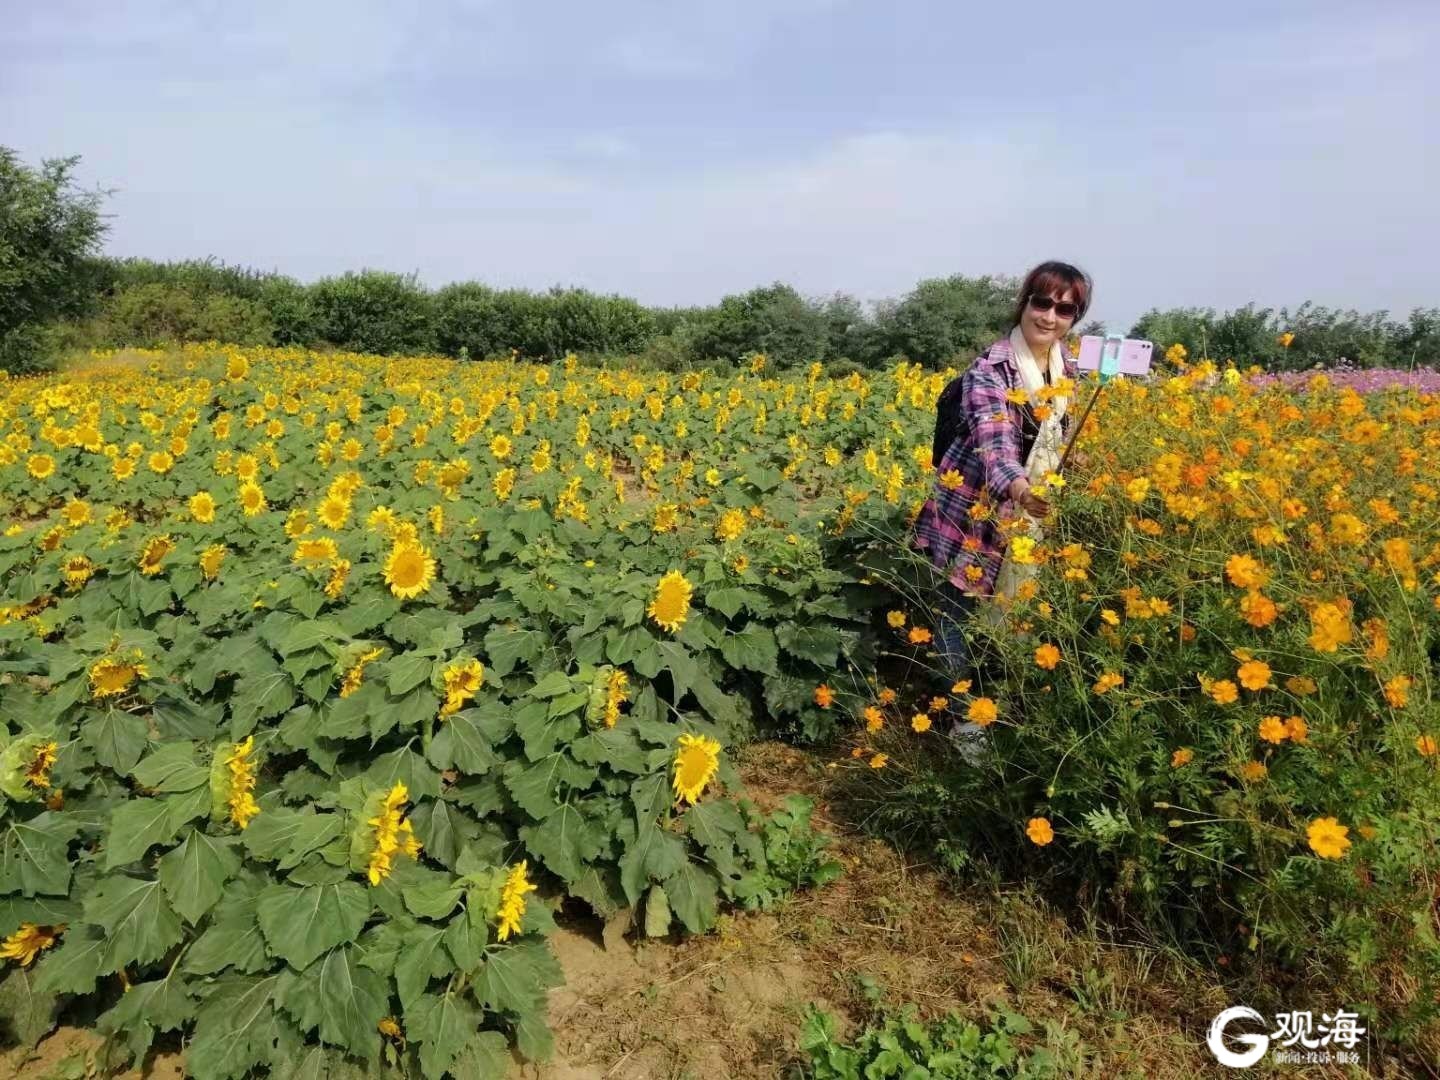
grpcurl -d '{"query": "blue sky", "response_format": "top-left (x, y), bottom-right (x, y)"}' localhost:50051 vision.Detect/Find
top-left (4, 0), bottom-right (1437, 330)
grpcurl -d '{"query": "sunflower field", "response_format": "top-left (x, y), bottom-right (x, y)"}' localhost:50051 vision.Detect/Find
top-left (0, 343), bottom-right (1436, 1070)
top-left (0, 345), bottom-right (907, 1076)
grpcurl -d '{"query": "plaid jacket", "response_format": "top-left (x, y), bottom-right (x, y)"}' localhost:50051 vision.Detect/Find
top-left (911, 338), bottom-right (1078, 597)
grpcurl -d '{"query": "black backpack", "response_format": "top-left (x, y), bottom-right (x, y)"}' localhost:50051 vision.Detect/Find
top-left (931, 355), bottom-right (1044, 471)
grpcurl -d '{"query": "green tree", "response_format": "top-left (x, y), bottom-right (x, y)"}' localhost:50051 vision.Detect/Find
top-left (0, 148), bottom-right (109, 371)
top-left (308, 270), bottom-right (435, 355)
top-left (100, 283), bottom-right (274, 347)
top-left (688, 283), bottom-right (829, 367)
top-left (877, 274), bottom-right (1017, 368)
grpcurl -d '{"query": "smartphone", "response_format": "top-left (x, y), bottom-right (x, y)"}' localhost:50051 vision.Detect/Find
top-left (1078, 336), bottom-right (1154, 377)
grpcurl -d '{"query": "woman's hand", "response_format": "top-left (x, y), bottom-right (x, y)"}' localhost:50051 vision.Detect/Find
top-left (1007, 478), bottom-right (1052, 519)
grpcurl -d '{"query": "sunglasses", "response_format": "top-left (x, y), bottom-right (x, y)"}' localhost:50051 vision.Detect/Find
top-left (1028, 294), bottom-right (1081, 320)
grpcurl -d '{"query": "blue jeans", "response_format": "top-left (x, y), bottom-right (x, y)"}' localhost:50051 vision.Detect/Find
top-left (936, 584), bottom-right (988, 761)
top-left (936, 584), bottom-right (978, 681)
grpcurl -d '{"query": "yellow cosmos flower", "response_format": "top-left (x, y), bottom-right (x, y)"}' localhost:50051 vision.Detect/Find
top-left (1092, 671), bottom-right (1124, 695)
top-left (910, 713), bottom-right (931, 733)
top-left (672, 732), bottom-right (721, 805)
top-left (1306, 817), bottom-right (1351, 860)
top-left (1026, 817), bottom-right (1054, 845)
top-left (967, 697), bottom-right (998, 726)
top-left (1237, 660), bottom-right (1272, 691)
top-left (813, 684), bottom-right (834, 708)
top-left (1034, 643), bottom-right (1061, 670)
top-left (886, 610), bottom-right (906, 628)
top-left (1171, 747), bottom-right (1194, 768)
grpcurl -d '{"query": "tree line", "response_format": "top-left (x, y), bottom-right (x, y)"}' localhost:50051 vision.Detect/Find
top-left (4, 148), bottom-right (1437, 374)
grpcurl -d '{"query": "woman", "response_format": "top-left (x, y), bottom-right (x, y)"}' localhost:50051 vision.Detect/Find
top-left (912, 261), bottom-right (1091, 750)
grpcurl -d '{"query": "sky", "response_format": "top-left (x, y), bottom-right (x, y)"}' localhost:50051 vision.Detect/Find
top-left (3, 0), bottom-right (1438, 331)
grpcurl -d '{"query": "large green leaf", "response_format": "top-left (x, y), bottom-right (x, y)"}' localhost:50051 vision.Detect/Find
top-left (719, 622), bottom-right (779, 673)
top-left (186, 973), bottom-right (291, 1080)
top-left (84, 874), bottom-right (185, 970)
top-left (394, 925), bottom-right (450, 1009)
top-left (184, 879), bottom-right (273, 976)
top-left (229, 671), bottom-right (296, 739)
top-left (278, 945), bottom-right (386, 1060)
top-left (96, 972), bottom-right (196, 1065)
top-left (776, 621), bottom-right (842, 666)
top-left (406, 989), bottom-right (483, 1080)
top-left (256, 882), bottom-right (371, 971)
top-left (104, 795), bottom-right (189, 870)
top-left (0, 967), bottom-right (56, 1047)
top-left (84, 708), bottom-right (149, 773)
top-left (520, 803), bottom-right (602, 884)
top-left (482, 624), bottom-right (543, 678)
top-left (33, 927), bottom-right (106, 995)
top-left (159, 829), bottom-right (241, 925)
top-left (408, 799), bottom-right (479, 871)
top-left (385, 652), bottom-right (434, 696)
top-left (131, 740), bottom-right (209, 792)
top-left (0, 813), bottom-right (78, 897)
top-left (427, 711), bottom-right (499, 776)
top-left (0, 895), bottom-right (80, 938)
top-left (360, 747), bottom-right (441, 801)
top-left (664, 861), bottom-right (720, 933)
top-left (618, 819), bottom-right (688, 905)
top-left (684, 799), bottom-right (747, 879)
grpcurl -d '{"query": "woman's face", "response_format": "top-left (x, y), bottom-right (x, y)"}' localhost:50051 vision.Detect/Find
top-left (1020, 286), bottom-right (1077, 355)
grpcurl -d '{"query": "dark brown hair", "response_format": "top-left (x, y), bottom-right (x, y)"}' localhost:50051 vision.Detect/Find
top-left (1009, 261), bottom-right (1092, 328)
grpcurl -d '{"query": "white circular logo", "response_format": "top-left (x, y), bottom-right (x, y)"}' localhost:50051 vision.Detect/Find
top-left (1208, 1006), bottom-right (1270, 1068)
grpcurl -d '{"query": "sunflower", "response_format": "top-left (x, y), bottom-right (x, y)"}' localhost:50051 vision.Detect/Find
top-left (138, 534), bottom-right (175, 576)
top-left (293, 536), bottom-right (339, 565)
top-left (672, 733), bottom-right (721, 805)
top-left (647, 570), bottom-right (693, 633)
top-left (199, 544), bottom-right (227, 580)
top-left (384, 541), bottom-right (436, 600)
top-left (189, 491), bottom-right (217, 523)
top-left (238, 481), bottom-right (267, 517)
top-left (317, 494), bottom-right (351, 530)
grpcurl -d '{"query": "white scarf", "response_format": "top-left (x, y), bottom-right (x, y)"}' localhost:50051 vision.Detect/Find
top-left (980, 328), bottom-right (1069, 621)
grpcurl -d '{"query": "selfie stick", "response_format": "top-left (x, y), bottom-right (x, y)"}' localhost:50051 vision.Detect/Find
top-left (1058, 335), bottom-right (1121, 472)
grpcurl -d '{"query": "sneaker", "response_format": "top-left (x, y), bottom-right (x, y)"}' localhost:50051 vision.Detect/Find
top-left (947, 719), bottom-right (990, 765)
